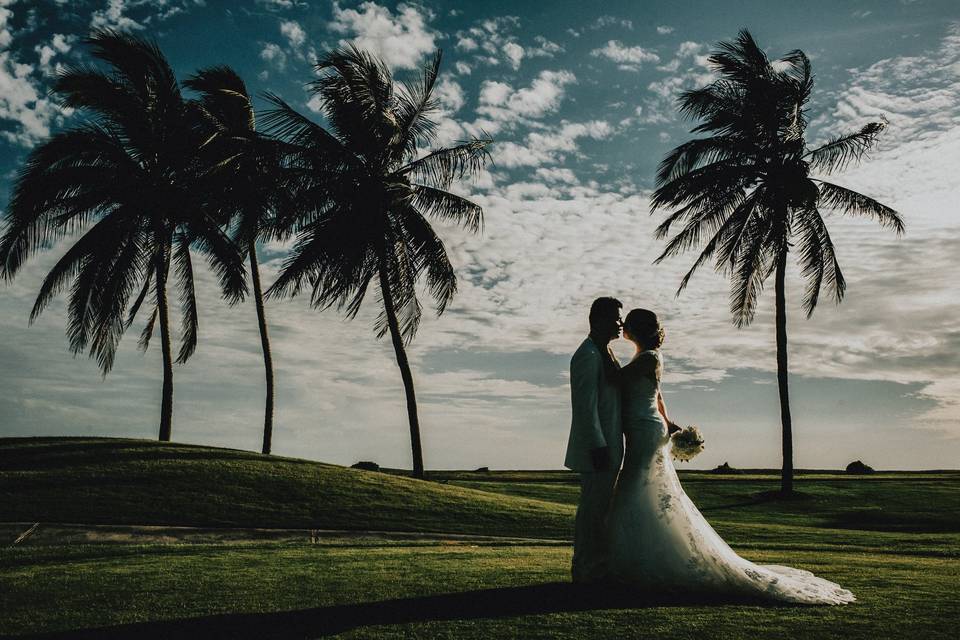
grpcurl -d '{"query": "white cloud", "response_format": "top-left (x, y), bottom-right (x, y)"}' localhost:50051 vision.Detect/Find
top-left (590, 15), bottom-right (633, 30)
top-left (434, 78), bottom-right (465, 113)
top-left (490, 120), bottom-right (612, 169)
top-left (280, 19), bottom-right (306, 48)
top-left (90, 0), bottom-right (145, 31)
top-left (476, 70), bottom-right (577, 130)
top-left (454, 61), bottom-right (471, 75)
top-left (34, 33), bottom-right (75, 76)
top-left (454, 16), bottom-right (557, 70)
top-left (635, 43), bottom-right (715, 125)
top-left (657, 25), bottom-right (674, 35)
top-left (0, 5), bottom-right (71, 148)
top-left (534, 167), bottom-right (578, 184)
top-left (456, 36), bottom-right (478, 52)
top-left (88, 0), bottom-right (200, 31)
top-left (256, 0), bottom-right (296, 8)
top-left (590, 40), bottom-right (660, 71)
top-left (259, 42), bottom-right (286, 70)
top-left (329, 1), bottom-right (437, 70)
top-left (305, 93), bottom-right (323, 113)
top-left (528, 35), bottom-right (563, 58)
top-left (503, 42), bottom-right (524, 70)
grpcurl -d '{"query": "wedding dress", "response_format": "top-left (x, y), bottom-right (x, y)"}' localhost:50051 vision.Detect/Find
top-left (607, 349), bottom-right (855, 604)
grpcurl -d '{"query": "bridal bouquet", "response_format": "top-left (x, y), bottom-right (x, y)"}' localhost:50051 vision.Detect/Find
top-left (670, 425), bottom-right (705, 462)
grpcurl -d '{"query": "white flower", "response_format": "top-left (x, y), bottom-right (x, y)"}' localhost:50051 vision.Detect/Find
top-left (671, 425), bottom-right (705, 462)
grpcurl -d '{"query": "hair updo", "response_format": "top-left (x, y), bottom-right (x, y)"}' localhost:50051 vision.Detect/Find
top-left (624, 308), bottom-right (665, 349)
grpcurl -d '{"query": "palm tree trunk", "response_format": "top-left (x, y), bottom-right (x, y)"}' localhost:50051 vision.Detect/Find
top-left (248, 239), bottom-right (275, 455)
top-left (156, 247), bottom-right (174, 442)
top-left (775, 252), bottom-right (794, 496)
top-left (377, 255), bottom-right (425, 479)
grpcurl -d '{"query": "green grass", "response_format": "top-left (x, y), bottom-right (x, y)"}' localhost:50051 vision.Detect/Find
top-left (0, 437), bottom-right (572, 537)
top-left (1, 437), bottom-right (958, 638)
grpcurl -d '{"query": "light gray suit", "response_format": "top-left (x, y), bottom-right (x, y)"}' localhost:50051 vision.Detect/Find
top-left (565, 336), bottom-right (623, 582)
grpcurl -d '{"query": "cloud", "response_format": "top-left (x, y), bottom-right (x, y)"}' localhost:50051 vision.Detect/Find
top-left (89, 0), bottom-right (199, 31)
top-left (634, 42), bottom-right (715, 124)
top-left (453, 16), bottom-right (559, 70)
top-left (475, 69), bottom-right (577, 131)
top-left (434, 78), bottom-right (465, 113)
top-left (657, 25), bottom-right (674, 35)
top-left (489, 119), bottom-right (612, 169)
top-left (534, 167), bottom-right (578, 184)
top-left (90, 0), bottom-right (144, 30)
top-left (590, 15), bottom-right (633, 30)
top-left (255, 0), bottom-right (297, 8)
top-left (502, 42), bottom-right (524, 70)
top-left (0, 6), bottom-right (71, 148)
top-left (34, 33), bottom-right (75, 76)
top-left (259, 42), bottom-right (286, 70)
top-left (590, 40), bottom-right (660, 71)
top-left (810, 22), bottom-right (960, 151)
top-left (528, 35), bottom-right (564, 58)
top-left (329, 1), bottom-right (438, 70)
top-left (280, 19), bottom-right (306, 48)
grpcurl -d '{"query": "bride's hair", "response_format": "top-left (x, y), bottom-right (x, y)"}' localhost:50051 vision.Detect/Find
top-left (624, 308), bottom-right (665, 349)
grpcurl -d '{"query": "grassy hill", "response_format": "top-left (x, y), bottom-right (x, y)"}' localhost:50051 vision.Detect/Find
top-left (2, 437), bottom-right (959, 638)
top-left (0, 437), bottom-right (573, 538)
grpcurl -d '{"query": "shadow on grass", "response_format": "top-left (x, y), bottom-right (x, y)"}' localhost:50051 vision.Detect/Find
top-left (698, 490), bottom-right (806, 512)
top-left (23, 582), bottom-right (782, 639)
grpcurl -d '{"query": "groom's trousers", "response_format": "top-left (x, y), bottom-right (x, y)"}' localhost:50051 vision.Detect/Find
top-left (571, 468), bottom-right (618, 582)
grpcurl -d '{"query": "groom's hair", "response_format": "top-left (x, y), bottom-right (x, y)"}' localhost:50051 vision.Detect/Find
top-left (589, 297), bottom-right (622, 330)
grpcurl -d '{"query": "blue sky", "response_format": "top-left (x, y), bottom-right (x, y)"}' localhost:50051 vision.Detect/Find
top-left (1, 0), bottom-right (959, 470)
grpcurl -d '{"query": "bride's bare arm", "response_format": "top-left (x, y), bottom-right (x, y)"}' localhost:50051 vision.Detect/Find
top-left (658, 391), bottom-right (681, 434)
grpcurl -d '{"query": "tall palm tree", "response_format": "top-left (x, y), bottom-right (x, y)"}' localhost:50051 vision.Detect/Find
top-left (184, 66), bottom-right (286, 455)
top-left (650, 30), bottom-right (903, 495)
top-left (262, 46), bottom-right (491, 479)
top-left (0, 29), bottom-right (246, 441)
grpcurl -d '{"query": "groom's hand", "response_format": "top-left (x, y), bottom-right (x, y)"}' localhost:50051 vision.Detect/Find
top-left (589, 446), bottom-right (610, 472)
top-left (667, 421), bottom-right (682, 435)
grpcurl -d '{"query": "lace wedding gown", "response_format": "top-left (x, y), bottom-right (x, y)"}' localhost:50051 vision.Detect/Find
top-left (608, 350), bottom-right (855, 605)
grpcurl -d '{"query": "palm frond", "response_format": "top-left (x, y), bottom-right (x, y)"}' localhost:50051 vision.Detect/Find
top-left (126, 269), bottom-right (154, 329)
top-left (806, 121), bottom-right (886, 173)
top-left (393, 50), bottom-right (442, 162)
top-left (374, 235), bottom-right (422, 345)
top-left (259, 91), bottom-right (358, 174)
top-left (87, 227), bottom-right (145, 374)
top-left (84, 29), bottom-right (180, 109)
top-left (729, 211), bottom-right (777, 327)
top-left (795, 206), bottom-right (846, 317)
top-left (138, 306), bottom-right (158, 352)
top-left (398, 138), bottom-right (493, 191)
top-left (670, 189), bottom-right (762, 295)
top-left (410, 184), bottom-right (483, 233)
top-left (655, 135), bottom-right (748, 186)
top-left (172, 234), bottom-right (199, 364)
top-left (815, 180), bottom-right (904, 234)
top-left (183, 65), bottom-right (253, 133)
top-left (400, 205), bottom-right (458, 315)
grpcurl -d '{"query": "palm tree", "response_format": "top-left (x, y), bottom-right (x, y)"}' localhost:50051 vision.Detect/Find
top-left (650, 30), bottom-right (903, 495)
top-left (0, 29), bottom-right (246, 441)
top-left (262, 46), bottom-right (491, 479)
top-left (184, 66), bottom-right (286, 455)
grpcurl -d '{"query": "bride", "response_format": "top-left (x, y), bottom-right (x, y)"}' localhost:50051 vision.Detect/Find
top-left (607, 308), bottom-right (855, 605)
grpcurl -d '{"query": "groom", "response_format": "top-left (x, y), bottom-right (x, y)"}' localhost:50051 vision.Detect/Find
top-left (565, 296), bottom-right (624, 583)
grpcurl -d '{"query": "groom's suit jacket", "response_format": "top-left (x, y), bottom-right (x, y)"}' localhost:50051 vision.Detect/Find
top-left (564, 336), bottom-right (623, 473)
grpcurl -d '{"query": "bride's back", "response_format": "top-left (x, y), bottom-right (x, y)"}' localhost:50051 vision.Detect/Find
top-left (621, 350), bottom-right (668, 459)
top-left (622, 350), bottom-right (662, 426)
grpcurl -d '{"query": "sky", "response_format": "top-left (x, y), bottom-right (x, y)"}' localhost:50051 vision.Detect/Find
top-left (1, 0), bottom-right (959, 471)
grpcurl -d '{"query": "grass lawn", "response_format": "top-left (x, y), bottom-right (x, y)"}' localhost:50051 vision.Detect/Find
top-left (1, 437), bottom-right (958, 638)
